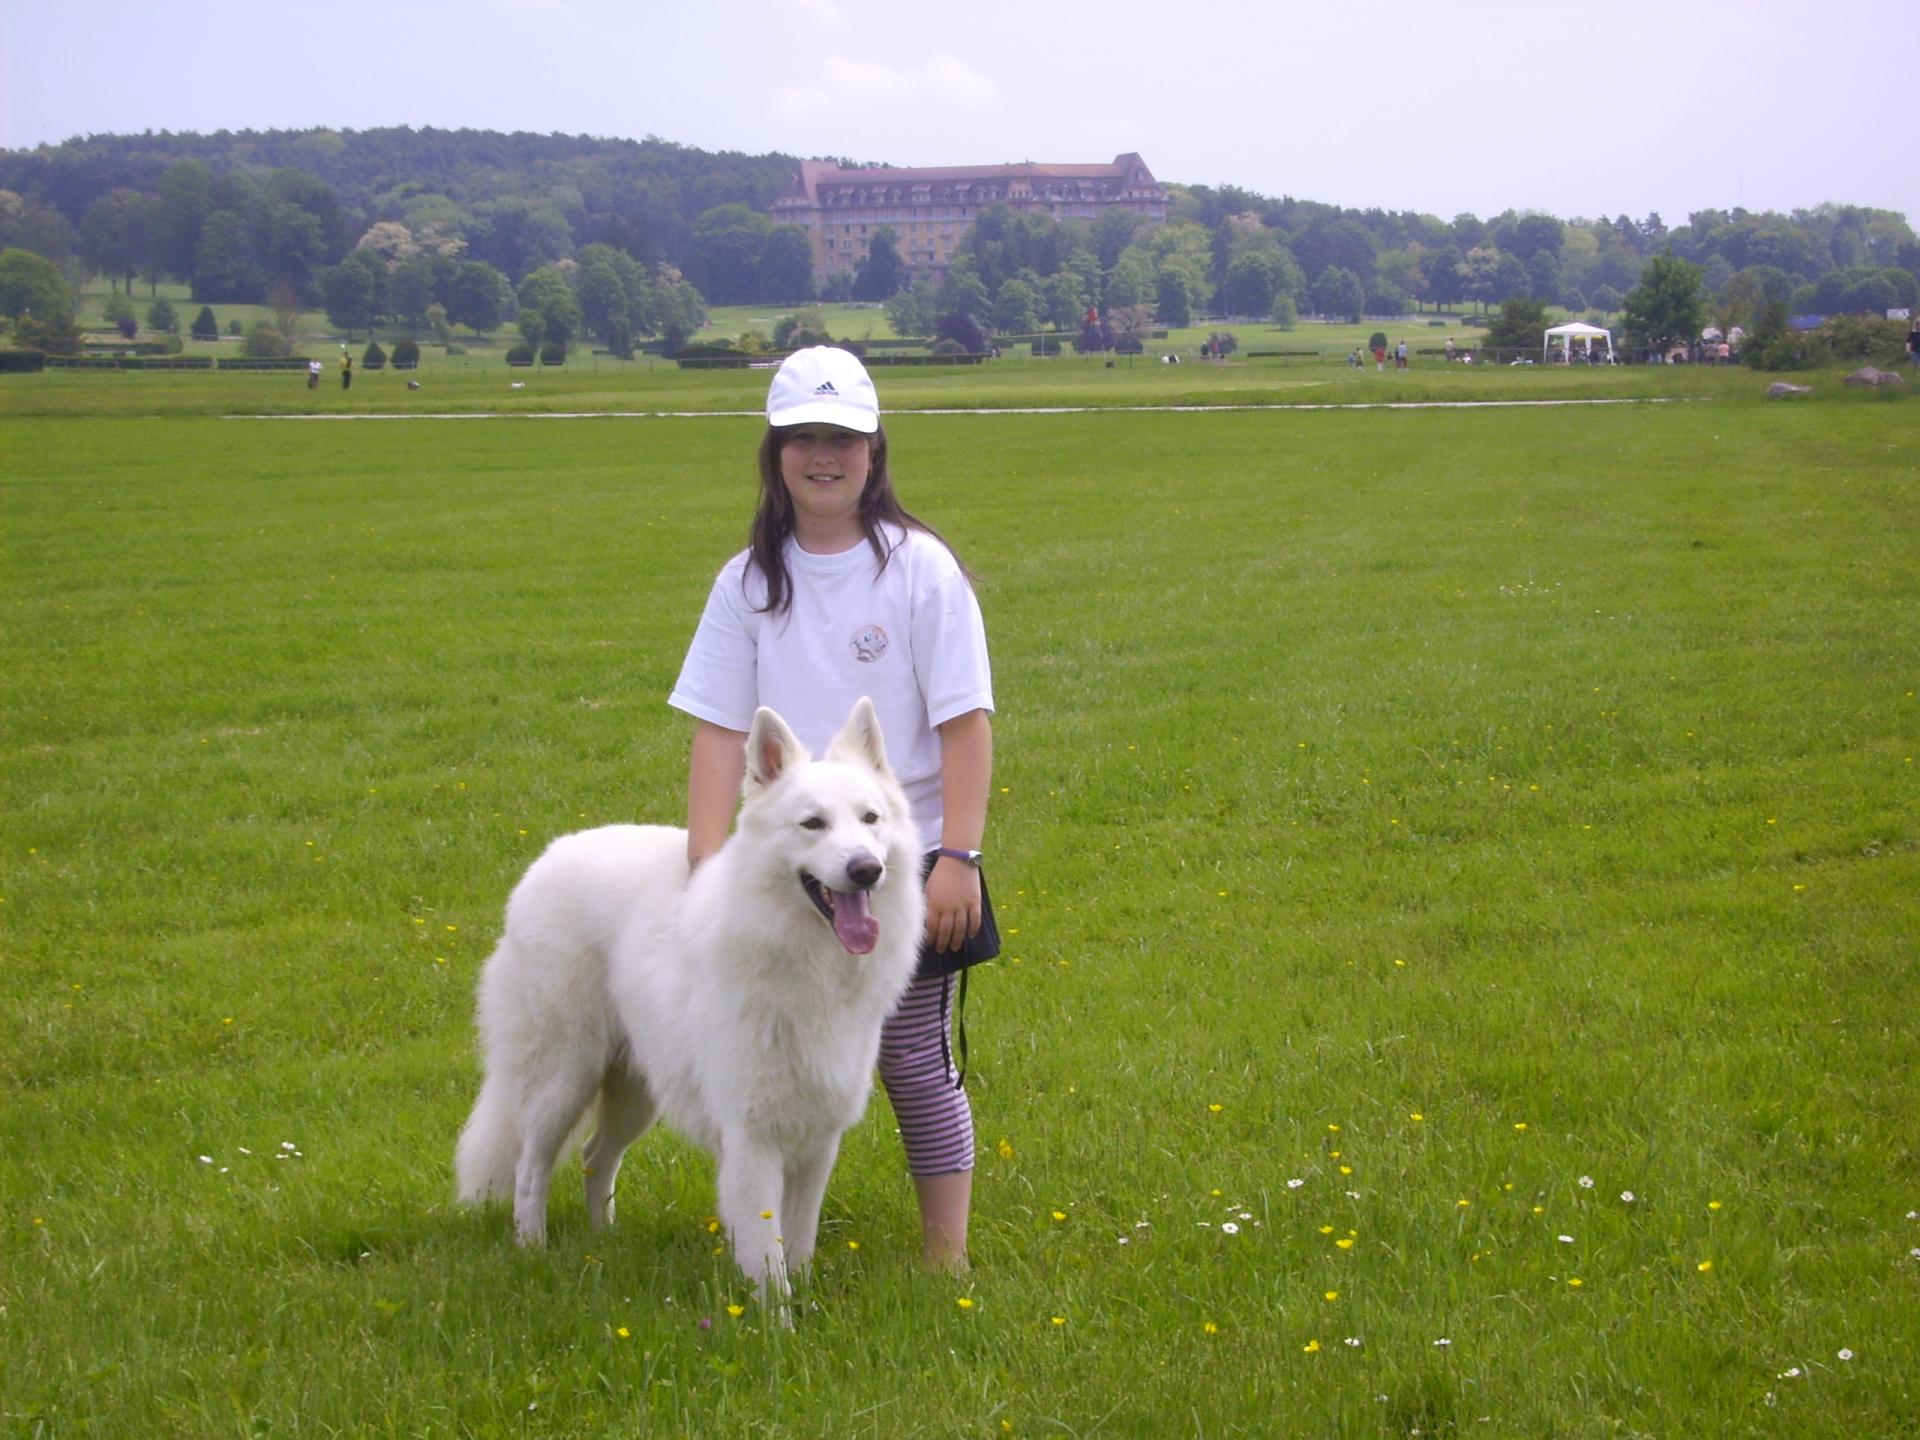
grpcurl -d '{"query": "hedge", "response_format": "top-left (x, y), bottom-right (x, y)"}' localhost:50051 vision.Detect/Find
top-left (45, 355), bottom-right (215, 370)
top-left (81, 340), bottom-right (180, 356)
top-left (0, 349), bottom-right (47, 372)
top-left (862, 353), bottom-right (985, 367)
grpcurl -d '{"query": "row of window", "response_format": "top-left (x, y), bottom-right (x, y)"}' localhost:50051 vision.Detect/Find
top-left (822, 187), bottom-right (1120, 206)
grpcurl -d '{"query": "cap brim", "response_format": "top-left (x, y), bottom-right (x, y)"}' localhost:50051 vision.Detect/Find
top-left (767, 401), bottom-right (879, 434)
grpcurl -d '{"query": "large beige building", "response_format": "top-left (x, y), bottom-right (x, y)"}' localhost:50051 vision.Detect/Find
top-left (773, 153), bottom-right (1168, 288)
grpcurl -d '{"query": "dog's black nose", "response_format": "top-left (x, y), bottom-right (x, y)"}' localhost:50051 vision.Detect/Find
top-left (846, 855), bottom-right (883, 890)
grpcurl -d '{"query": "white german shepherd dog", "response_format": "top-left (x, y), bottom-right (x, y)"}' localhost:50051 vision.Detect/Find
top-left (455, 699), bottom-right (923, 1297)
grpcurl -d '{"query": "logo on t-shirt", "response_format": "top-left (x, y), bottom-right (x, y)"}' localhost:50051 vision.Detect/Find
top-left (850, 624), bottom-right (888, 662)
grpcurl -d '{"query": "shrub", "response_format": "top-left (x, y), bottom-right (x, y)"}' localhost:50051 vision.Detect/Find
top-left (14, 310), bottom-right (82, 354)
top-left (103, 295), bottom-right (138, 338)
top-left (505, 342), bottom-right (535, 366)
top-left (390, 338), bottom-right (421, 370)
top-left (242, 321), bottom-right (292, 359)
top-left (773, 311), bottom-right (827, 349)
top-left (1736, 302), bottom-right (1913, 372)
top-left (933, 312), bottom-right (987, 355)
top-left (147, 298), bottom-right (178, 333)
top-left (539, 341), bottom-right (567, 365)
top-left (362, 340), bottom-right (387, 370)
top-left (227, 319), bottom-right (242, 336)
top-left (0, 348), bottom-right (47, 372)
top-left (445, 342), bottom-right (466, 356)
top-left (1073, 317), bottom-right (1113, 353)
top-left (1479, 299), bottom-right (1548, 360)
top-left (190, 305), bottom-right (219, 340)
top-left (929, 338), bottom-right (968, 357)
top-left (1269, 295), bottom-right (1299, 329)
top-left (1030, 337), bottom-right (1061, 356)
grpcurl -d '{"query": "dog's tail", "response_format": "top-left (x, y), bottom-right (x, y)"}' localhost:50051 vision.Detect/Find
top-left (455, 1073), bottom-right (521, 1204)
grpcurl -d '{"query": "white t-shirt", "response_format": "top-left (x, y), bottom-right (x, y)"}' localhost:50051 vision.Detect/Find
top-left (669, 524), bottom-right (993, 848)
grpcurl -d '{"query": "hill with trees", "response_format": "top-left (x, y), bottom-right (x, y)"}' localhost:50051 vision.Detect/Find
top-left (3, 126), bottom-right (1916, 353)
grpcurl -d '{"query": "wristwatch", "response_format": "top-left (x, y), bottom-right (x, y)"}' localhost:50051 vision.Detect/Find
top-left (935, 847), bottom-right (984, 867)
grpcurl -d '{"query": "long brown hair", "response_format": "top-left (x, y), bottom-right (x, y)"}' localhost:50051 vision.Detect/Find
top-left (746, 423), bottom-right (971, 616)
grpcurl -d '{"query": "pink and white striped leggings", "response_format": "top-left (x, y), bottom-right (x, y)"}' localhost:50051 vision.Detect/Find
top-left (876, 972), bottom-right (974, 1177)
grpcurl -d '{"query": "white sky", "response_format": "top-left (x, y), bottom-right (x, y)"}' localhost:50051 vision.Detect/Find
top-left (3, 0), bottom-right (1911, 228)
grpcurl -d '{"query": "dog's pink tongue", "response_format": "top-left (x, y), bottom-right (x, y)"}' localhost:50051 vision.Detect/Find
top-left (830, 889), bottom-right (879, 954)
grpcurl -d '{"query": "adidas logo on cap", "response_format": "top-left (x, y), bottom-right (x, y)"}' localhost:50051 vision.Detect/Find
top-left (813, 381), bottom-right (839, 396)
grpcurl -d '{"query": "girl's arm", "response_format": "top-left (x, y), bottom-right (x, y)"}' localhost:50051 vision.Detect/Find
top-left (687, 720), bottom-right (748, 870)
top-left (926, 707), bottom-right (993, 952)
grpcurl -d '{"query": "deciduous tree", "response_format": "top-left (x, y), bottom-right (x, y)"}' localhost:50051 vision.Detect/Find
top-left (853, 227), bottom-right (906, 301)
top-left (1621, 253), bottom-right (1706, 351)
top-left (990, 277), bottom-right (1038, 335)
top-left (756, 225), bottom-right (814, 303)
top-left (447, 259), bottom-right (511, 336)
top-left (0, 246), bottom-right (73, 319)
top-left (318, 252), bottom-right (381, 339)
top-left (79, 189), bottom-right (155, 292)
top-left (1310, 265), bottom-right (1364, 323)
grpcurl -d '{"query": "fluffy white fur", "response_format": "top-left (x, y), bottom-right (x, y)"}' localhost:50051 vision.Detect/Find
top-left (455, 699), bottom-right (923, 1296)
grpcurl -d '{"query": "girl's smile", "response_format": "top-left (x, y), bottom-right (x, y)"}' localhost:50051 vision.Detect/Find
top-left (780, 425), bottom-right (872, 550)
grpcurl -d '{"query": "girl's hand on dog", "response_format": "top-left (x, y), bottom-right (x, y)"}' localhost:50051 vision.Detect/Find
top-left (924, 857), bottom-right (982, 953)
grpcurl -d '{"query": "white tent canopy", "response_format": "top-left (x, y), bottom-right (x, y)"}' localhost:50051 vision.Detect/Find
top-left (1545, 321), bottom-right (1614, 363)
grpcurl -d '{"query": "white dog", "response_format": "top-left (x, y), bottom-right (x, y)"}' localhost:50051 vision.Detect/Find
top-left (455, 699), bottom-right (923, 1297)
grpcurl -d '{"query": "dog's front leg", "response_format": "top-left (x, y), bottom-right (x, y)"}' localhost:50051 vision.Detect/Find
top-left (779, 1137), bottom-right (839, 1275)
top-left (717, 1133), bottom-right (791, 1301)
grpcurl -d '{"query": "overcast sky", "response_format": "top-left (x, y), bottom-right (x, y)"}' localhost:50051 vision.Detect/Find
top-left (3, 0), bottom-right (1910, 228)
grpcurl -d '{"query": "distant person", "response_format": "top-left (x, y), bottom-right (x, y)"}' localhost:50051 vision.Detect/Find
top-left (1372, 344), bottom-right (1386, 372)
top-left (1395, 340), bottom-right (1408, 369)
top-left (1347, 348), bottom-right (1361, 368)
top-left (340, 347), bottom-right (353, 391)
top-left (1445, 336), bottom-right (1455, 363)
top-left (307, 358), bottom-right (322, 390)
top-left (1907, 321), bottom-right (1919, 371)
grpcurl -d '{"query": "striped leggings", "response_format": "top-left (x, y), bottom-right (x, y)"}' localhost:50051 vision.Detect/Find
top-left (876, 972), bottom-right (974, 1177)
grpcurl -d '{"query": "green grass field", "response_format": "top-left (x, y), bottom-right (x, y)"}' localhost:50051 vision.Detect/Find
top-left (3, 365), bottom-right (1916, 1436)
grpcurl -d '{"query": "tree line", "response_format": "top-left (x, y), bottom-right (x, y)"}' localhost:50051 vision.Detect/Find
top-left (3, 126), bottom-right (1916, 352)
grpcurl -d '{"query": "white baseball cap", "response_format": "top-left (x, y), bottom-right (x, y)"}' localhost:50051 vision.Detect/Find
top-left (765, 345), bottom-right (879, 434)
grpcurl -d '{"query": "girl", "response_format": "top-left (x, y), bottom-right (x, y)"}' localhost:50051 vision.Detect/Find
top-left (669, 346), bottom-right (997, 1270)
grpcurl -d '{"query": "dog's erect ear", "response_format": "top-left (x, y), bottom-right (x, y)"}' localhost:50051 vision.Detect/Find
top-left (825, 696), bottom-right (892, 776)
top-left (744, 707), bottom-right (808, 795)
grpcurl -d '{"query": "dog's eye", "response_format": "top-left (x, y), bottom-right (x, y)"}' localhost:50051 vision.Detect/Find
top-left (799, 816), bottom-right (827, 831)
top-left (862, 811), bottom-right (879, 825)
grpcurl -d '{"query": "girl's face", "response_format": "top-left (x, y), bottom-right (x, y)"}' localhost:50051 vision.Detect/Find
top-left (779, 424), bottom-right (872, 549)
